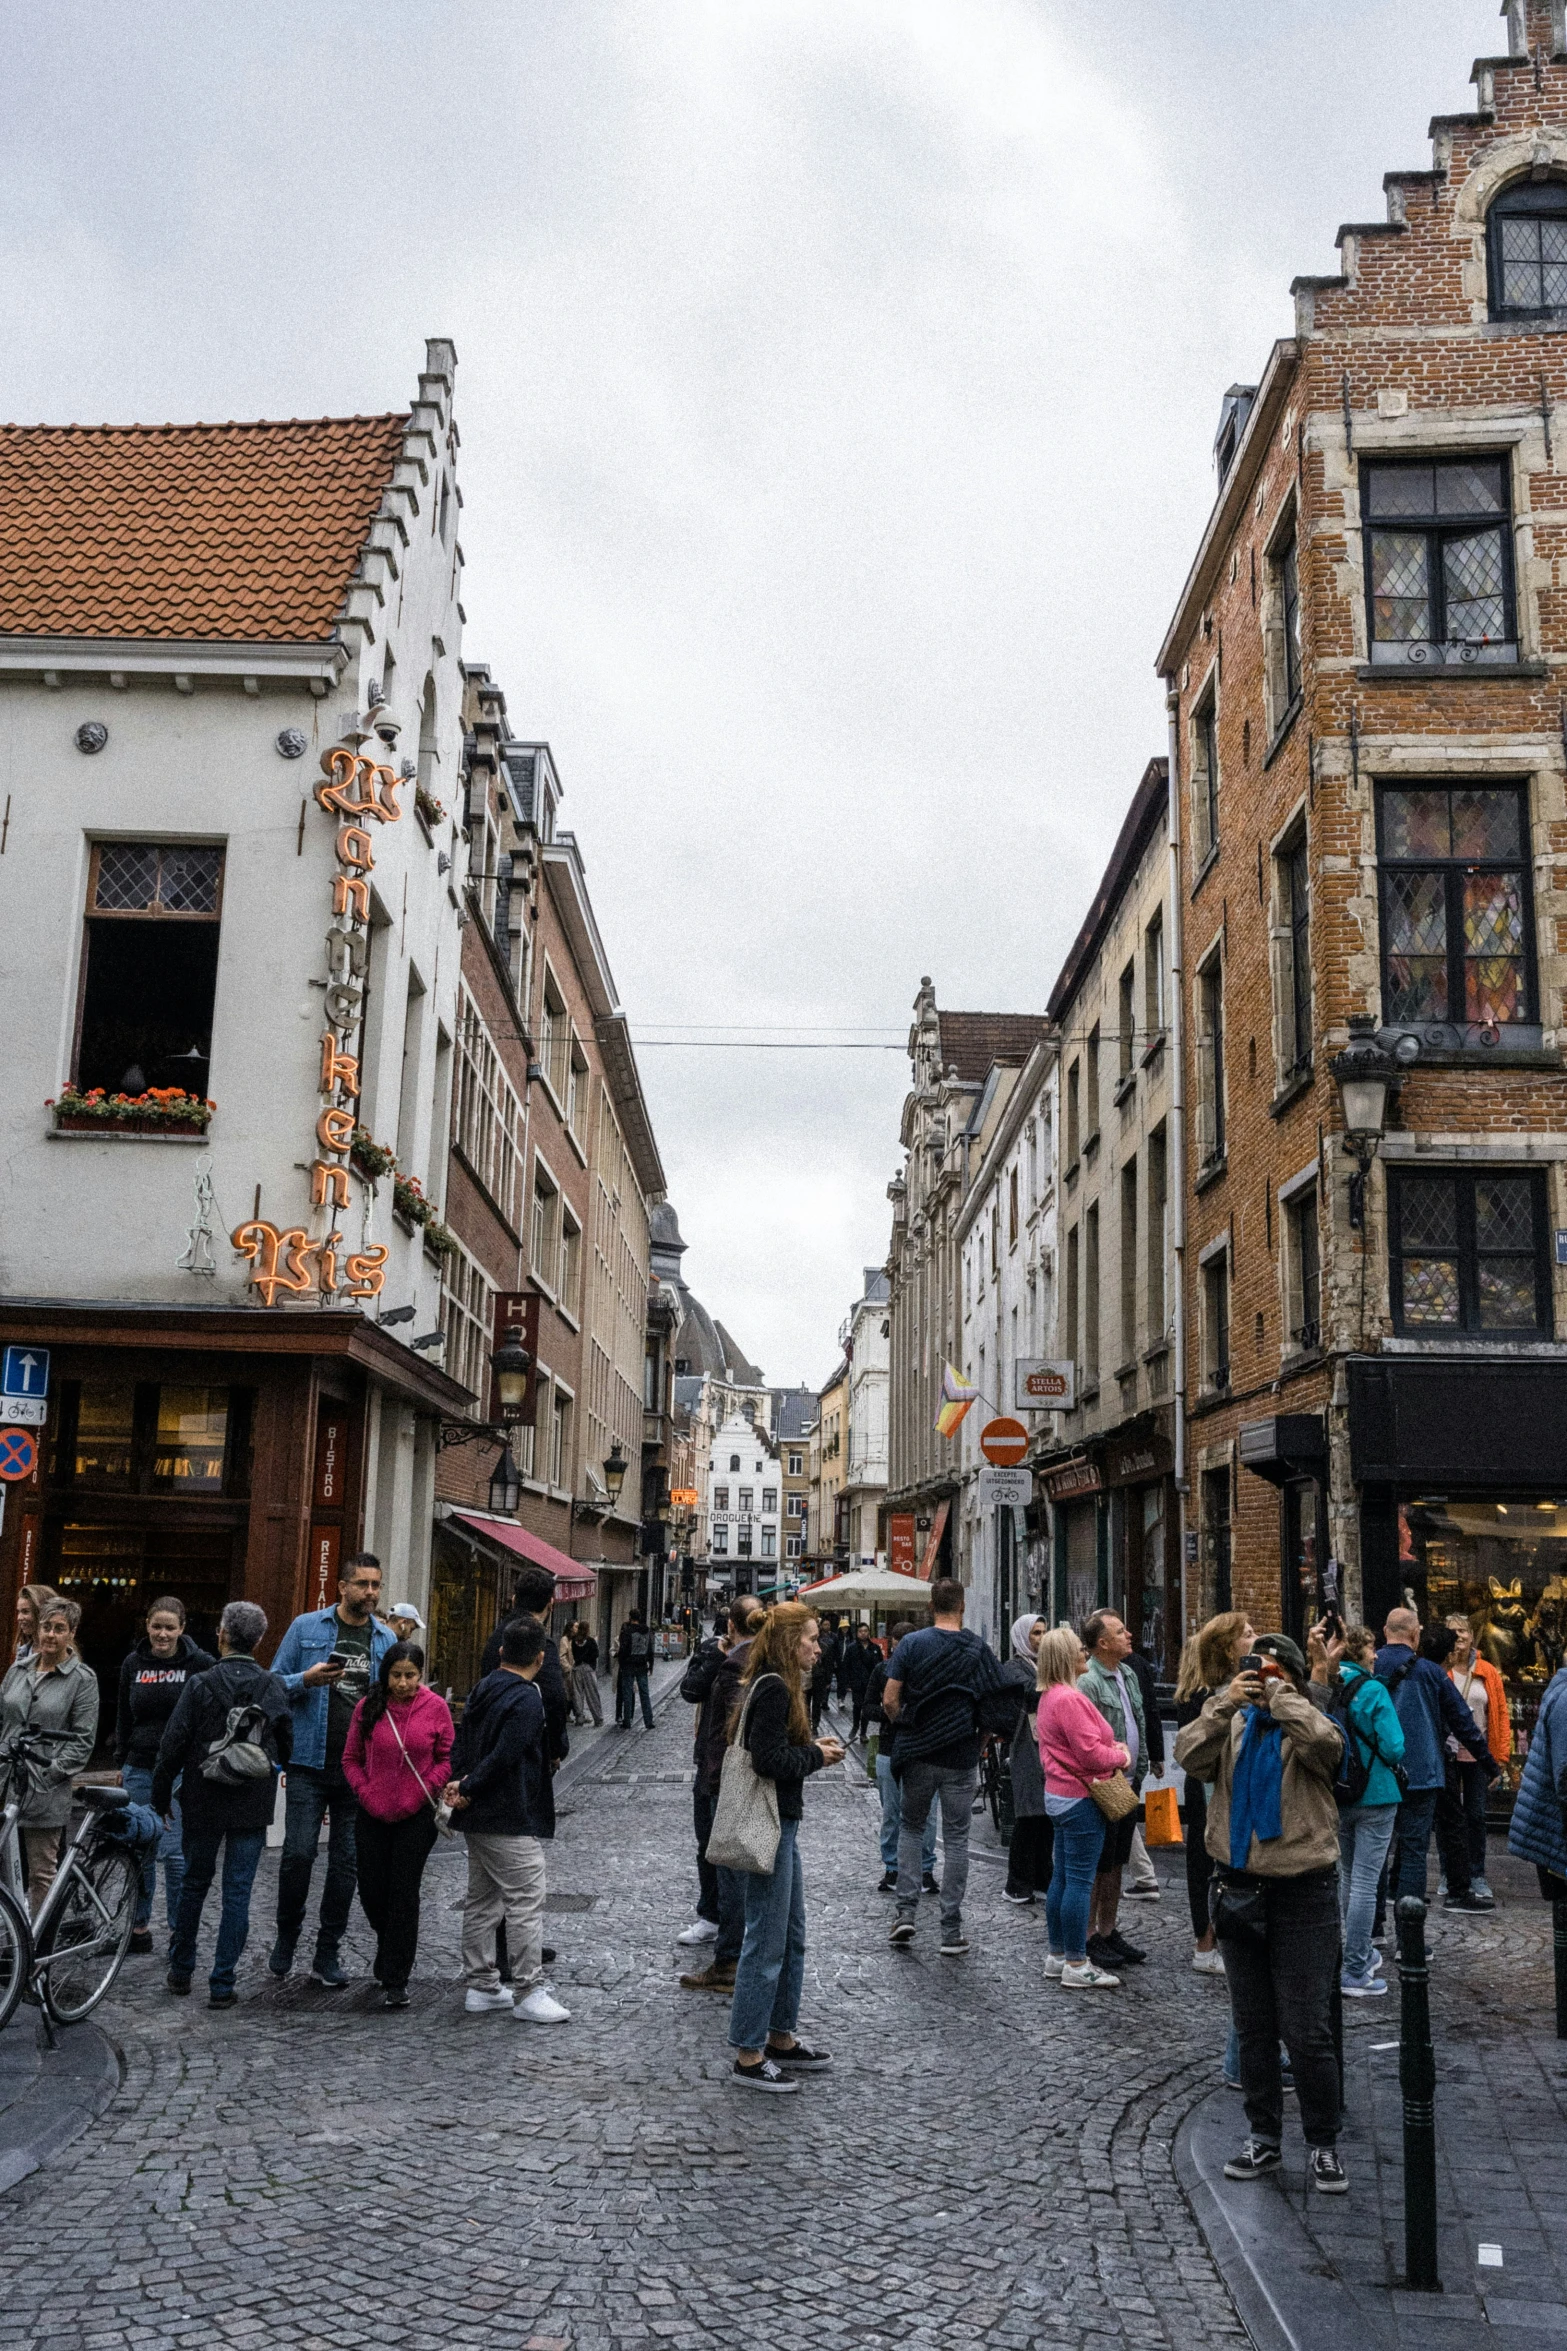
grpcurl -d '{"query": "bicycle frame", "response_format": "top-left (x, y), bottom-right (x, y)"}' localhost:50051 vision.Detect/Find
top-left (0, 1794), bottom-right (124, 1974)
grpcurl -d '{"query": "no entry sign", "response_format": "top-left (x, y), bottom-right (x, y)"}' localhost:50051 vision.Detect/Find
top-left (978, 1417), bottom-right (1029, 1467)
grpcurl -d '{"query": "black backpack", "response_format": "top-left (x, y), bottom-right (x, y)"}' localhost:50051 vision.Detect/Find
top-left (1324, 1672), bottom-right (1409, 1811)
top-left (626, 1626), bottom-right (652, 1667)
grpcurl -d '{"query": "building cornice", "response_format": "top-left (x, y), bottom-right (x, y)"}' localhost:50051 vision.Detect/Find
top-left (0, 634), bottom-right (345, 686)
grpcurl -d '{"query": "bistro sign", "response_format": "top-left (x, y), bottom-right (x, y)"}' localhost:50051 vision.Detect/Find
top-left (231, 740), bottom-right (394, 1307)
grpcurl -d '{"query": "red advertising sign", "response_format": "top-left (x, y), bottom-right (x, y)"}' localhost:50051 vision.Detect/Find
top-left (309, 1522), bottom-right (341, 1609)
top-left (888, 1513), bottom-right (917, 1576)
top-left (1044, 1456), bottom-right (1102, 1502)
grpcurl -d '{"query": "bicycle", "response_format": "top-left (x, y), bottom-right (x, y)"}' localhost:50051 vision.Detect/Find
top-left (976, 1732), bottom-right (1010, 1841)
top-left (0, 1727), bottom-right (140, 2032)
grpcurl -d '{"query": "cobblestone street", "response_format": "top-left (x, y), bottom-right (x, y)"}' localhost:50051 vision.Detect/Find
top-left (0, 1696), bottom-right (1251, 2351)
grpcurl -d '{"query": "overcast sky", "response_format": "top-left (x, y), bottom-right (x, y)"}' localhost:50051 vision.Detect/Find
top-left (4, 0), bottom-right (1488, 1384)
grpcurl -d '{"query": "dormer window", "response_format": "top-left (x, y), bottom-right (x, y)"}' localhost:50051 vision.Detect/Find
top-left (1488, 178), bottom-right (1567, 319)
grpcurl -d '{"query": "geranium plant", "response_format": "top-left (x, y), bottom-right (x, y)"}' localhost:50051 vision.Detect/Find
top-left (49, 1086), bottom-right (214, 1133)
top-left (350, 1126), bottom-right (397, 1182)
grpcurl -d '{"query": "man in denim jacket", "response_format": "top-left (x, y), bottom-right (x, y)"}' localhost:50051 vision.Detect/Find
top-left (267, 1553), bottom-right (399, 1987)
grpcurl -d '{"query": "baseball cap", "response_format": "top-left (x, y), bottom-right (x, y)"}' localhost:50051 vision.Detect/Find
top-left (387, 1601), bottom-right (426, 1630)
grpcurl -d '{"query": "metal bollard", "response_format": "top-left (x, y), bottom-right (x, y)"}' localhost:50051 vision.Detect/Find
top-left (1554, 1898), bottom-right (1567, 2041)
top-left (1396, 1895), bottom-right (1441, 2294)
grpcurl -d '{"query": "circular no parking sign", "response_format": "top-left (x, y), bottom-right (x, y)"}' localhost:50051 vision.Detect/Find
top-left (0, 1429), bottom-right (37, 1481)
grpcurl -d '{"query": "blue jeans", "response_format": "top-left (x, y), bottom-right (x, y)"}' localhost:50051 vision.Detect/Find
top-left (1339, 1801), bottom-right (1398, 1978)
top-left (877, 1752), bottom-right (935, 1877)
top-left (896, 1760), bottom-right (972, 1929)
top-left (729, 1817), bottom-right (805, 2051)
top-left (169, 1822), bottom-right (266, 1995)
top-left (275, 1767), bottom-right (358, 1958)
top-left (1391, 1789), bottom-right (1438, 1902)
top-left (618, 1669), bottom-right (653, 1728)
top-left (122, 1763), bottom-right (185, 1933)
top-left (1045, 1798), bottom-right (1106, 1960)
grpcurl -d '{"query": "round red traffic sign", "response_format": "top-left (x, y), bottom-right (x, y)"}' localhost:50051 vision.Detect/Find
top-left (0, 1428), bottom-right (38, 1482)
top-left (979, 1417), bottom-right (1029, 1467)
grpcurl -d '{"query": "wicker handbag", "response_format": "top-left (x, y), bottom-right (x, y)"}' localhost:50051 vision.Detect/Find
top-left (704, 1675), bottom-right (783, 1875)
top-left (1088, 1770), bottom-right (1140, 1822)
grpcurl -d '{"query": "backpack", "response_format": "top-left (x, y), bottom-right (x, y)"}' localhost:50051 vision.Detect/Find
top-left (625, 1627), bottom-right (652, 1667)
top-left (200, 1701), bottom-right (275, 1785)
top-left (1324, 1675), bottom-right (1409, 1811)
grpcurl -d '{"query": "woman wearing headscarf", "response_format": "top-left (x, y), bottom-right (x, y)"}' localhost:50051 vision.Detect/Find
top-left (1002, 1614), bottom-right (1052, 1905)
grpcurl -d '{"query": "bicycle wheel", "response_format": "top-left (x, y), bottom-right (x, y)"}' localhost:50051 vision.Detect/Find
top-left (0, 1883), bottom-right (33, 2036)
top-left (37, 1845), bottom-right (136, 2025)
top-left (986, 1757), bottom-right (1005, 1839)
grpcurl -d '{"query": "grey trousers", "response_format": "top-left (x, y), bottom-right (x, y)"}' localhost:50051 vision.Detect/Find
top-left (896, 1760), bottom-right (973, 1930)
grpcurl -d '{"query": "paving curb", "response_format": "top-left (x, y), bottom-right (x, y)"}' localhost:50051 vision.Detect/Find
top-left (1174, 2085), bottom-right (1399, 2351)
top-left (0, 2014), bottom-right (123, 2197)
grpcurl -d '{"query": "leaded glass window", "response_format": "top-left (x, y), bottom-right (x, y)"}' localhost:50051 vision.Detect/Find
top-left (1488, 178), bottom-right (1567, 318)
top-left (1377, 783), bottom-right (1534, 1037)
top-left (1361, 458), bottom-right (1516, 667)
top-left (1388, 1168), bottom-right (1551, 1337)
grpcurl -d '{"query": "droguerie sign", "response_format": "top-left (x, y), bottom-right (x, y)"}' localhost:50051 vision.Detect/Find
top-left (231, 741), bottom-right (393, 1307)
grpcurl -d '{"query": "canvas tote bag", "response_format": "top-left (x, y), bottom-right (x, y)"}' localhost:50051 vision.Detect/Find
top-left (704, 1674), bottom-right (783, 1875)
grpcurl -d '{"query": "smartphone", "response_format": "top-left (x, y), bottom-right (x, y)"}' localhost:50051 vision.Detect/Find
top-left (326, 1650), bottom-right (353, 1671)
top-left (1321, 1609), bottom-right (1345, 1642)
top-left (1240, 1651), bottom-right (1286, 1682)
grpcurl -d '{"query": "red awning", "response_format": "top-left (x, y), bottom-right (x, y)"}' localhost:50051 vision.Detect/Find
top-left (450, 1512), bottom-right (597, 1602)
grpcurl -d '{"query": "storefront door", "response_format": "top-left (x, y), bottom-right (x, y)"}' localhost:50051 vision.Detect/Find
top-left (1282, 1478), bottom-right (1325, 1651)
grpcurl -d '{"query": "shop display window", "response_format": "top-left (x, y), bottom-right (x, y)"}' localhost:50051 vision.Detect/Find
top-left (152, 1386), bottom-right (229, 1491)
top-left (71, 1382), bottom-right (138, 1488)
top-left (53, 1381), bottom-right (248, 1499)
top-left (1398, 1495), bottom-right (1567, 1789)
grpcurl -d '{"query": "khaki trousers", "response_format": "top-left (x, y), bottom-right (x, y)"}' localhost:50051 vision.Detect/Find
top-left (460, 1832), bottom-right (546, 1994)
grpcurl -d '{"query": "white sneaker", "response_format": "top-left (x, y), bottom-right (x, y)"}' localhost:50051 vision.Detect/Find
top-left (464, 1987), bottom-right (515, 2013)
top-left (513, 1985), bottom-right (571, 2024)
top-left (677, 1918), bottom-right (720, 1946)
top-left (1061, 1960), bottom-right (1121, 1989)
top-left (1191, 1948), bottom-right (1227, 1976)
top-left (1044, 1952), bottom-right (1066, 1980)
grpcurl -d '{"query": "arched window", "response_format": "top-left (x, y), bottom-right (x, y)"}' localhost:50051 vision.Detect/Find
top-left (1488, 177), bottom-right (1567, 318)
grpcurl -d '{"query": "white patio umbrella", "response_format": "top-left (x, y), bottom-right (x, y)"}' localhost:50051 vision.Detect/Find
top-left (795, 1564), bottom-right (934, 1611)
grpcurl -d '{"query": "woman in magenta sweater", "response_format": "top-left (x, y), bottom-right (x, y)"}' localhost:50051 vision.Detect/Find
top-left (1036, 1626), bottom-right (1130, 1989)
top-left (343, 1643), bottom-right (454, 2009)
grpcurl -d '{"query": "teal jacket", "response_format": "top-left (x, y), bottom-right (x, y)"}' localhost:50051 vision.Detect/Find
top-left (1079, 1655), bottom-right (1149, 1792)
top-left (1337, 1663), bottom-right (1406, 1807)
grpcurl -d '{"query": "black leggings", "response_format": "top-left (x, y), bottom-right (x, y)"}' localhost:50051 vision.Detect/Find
top-left (1185, 1781), bottom-right (1214, 1939)
top-left (1007, 1815), bottom-right (1054, 1896)
top-left (353, 1809), bottom-right (438, 1990)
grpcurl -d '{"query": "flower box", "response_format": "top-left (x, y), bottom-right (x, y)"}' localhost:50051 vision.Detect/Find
top-left (49, 1087), bottom-right (214, 1135)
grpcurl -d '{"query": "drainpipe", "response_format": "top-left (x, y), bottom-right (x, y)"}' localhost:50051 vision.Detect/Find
top-left (1165, 688), bottom-right (1191, 1643)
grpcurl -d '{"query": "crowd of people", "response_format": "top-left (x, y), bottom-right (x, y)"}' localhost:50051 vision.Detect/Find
top-left (6, 1557), bottom-right (1567, 2194)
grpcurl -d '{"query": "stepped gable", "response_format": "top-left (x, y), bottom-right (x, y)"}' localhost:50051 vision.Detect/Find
top-left (933, 1011), bottom-right (1049, 1082)
top-left (0, 413), bottom-right (410, 641)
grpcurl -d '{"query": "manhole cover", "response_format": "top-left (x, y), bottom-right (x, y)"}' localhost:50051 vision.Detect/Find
top-left (544, 1892), bottom-right (596, 1912)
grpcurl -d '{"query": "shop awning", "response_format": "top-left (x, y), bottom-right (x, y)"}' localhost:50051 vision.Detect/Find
top-left (449, 1512), bottom-right (597, 1602)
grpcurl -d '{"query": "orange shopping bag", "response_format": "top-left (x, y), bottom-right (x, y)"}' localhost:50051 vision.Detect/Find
top-left (1142, 1784), bottom-right (1183, 1848)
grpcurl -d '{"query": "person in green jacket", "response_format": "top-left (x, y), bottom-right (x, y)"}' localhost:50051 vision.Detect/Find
top-left (1078, 1611), bottom-right (1149, 1969)
top-left (1320, 1622), bottom-right (1406, 1997)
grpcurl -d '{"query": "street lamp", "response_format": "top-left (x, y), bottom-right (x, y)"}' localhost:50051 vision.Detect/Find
top-left (488, 1444), bottom-right (522, 1515)
top-left (1330, 1014), bottom-right (1413, 1229)
top-left (603, 1441), bottom-right (628, 1505)
top-left (491, 1325), bottom-right (533, 1421)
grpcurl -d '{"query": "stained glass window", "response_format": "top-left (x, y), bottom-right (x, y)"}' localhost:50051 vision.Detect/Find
top-left (1361, 459), bottom-right (1515, 665)
top-left (1378, 784), bottom-right (1533, 1033)
top-left (1389, 1169), bottom-right (1550, 1336)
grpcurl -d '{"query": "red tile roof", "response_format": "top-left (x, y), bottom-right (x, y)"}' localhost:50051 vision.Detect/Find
top-left (934, 1011), bottom-right (1050, 1082)
top-left (0, 415), bottom-right (409, 642)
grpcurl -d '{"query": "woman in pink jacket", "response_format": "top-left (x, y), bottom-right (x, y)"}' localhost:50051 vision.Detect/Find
top-left (343, 1642), bottom-right (454, 2009)
top-left (1036, 1626), bottom-right (1131, 1989)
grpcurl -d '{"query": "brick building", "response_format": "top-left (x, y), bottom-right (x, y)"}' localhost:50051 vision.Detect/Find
top-left (1158, 0), bottom-right (1567, 1777)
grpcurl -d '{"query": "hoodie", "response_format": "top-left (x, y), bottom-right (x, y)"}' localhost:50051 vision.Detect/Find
top-left (151, 1654), bottom-right (293, 1832)
top-left (115, 1634), bottom-right (217, 1767)
top-left (450, 1669), bottom-right (554, 1839)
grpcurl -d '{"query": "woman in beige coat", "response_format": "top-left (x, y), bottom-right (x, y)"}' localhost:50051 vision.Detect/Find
top-left (0, 1599), bottom-right (101, 1911)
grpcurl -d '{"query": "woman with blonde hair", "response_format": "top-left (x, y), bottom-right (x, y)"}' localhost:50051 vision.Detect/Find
top-left (725, 1603), bottom-right (845, 2091)
top-left (1035, 1624), bottom-right (1131, 1988)
top-left (13, 1585), bottom-right (62, 1668)
top-left (1175, 1611), bottom-right (1254, 1974)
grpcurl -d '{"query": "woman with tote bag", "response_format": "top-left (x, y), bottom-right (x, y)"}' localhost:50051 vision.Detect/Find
top-left (718, 1604), bottom-right (844, 2092)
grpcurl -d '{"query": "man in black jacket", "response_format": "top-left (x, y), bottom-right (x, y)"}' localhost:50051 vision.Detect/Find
top-left (478, 1567), bottom-right (570, 1767)
top-left (152, 1601), bottom-right (291, 2010)
top-left (843, 1623), bottom-right (880, 1742)
top-left (114, 1602), bottom-right (216, 1954)
top-left (677, 1595), bottom-right (764, 1989)
top-left (450, 1618), bottom-right (569, 2025)
top-left (616, 1611), bottom-right (656, 1729)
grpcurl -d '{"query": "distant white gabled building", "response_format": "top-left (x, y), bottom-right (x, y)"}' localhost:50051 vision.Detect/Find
top-left (705, 1409), bottom-right (782, 1596)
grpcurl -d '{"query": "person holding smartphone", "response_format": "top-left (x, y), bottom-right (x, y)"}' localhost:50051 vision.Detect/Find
top-left (268, 1553), bottom-right (399, 1988)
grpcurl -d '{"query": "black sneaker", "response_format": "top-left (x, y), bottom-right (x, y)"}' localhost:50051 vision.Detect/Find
top-left (876, 1873), bottom-right (898, 1893)
top-left (128, 1929), bottom-right (154, 1956)
top-left (768, 2040), bottom-right (831, 2068)
top-left (1085, 1935), bottom-right (1119, 1967)
top-left (1106, 1931), bottom-right (1147, 1965)
top-left (381, 1986), bottom-right (412, 2010)
top-left (309, 1956), bottom-right (349, 1990)
top-left (1444, 1890), bottom-right (1489, 1913)
top-left (1311, 2147), bottom-right (1348, 2195)
top-left (889, 1917), bottom-right (916, 1946)
top-left (921, 1872), bottom-right (940, 1896)
top-left (267, 1937), bottom-right (295, 1978)
top-left (208, 1989), bottom-right (237, 2010)
top-left (165, 1971), bottom-right (191, 1997)
top-left (1223, 2138), bottom-right (1282, 2181)
top-left (730, 2056), bottom-right (797, 2093)
top-left (542, 1947), bottom-right (557, 1965)
top-left (939, 1930), bottom-right (970, 1957)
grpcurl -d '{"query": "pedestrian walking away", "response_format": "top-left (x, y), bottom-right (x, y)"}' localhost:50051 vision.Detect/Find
top-left (725, 1602), bottom-right (843, 2090)
top-left (153, 1601), bottom-right (292, 2008)
top-left (1078, 1611), bottom-right (1151, 1970)
top-left (0, 1598), bottom-right (99, 1914)
top-left (570, 1623), bottom-right (603, 1727)
top-left (1174, 1612), bottom-right (1255, 1976)
top-left (843, 1622), bottom-right (880, 1743)
top-left (616, 1611), bottom-right (656, 1730)
top-left (884, 1577), bottom-right (1005, 1956)
top-left (1002, 1615), bottom-right (1052, 1905)
top-left (1176, 1632), bottom-right (1351, 2197)
top-left (1375, 1607), bottom-right (1496, 1912)
top-left (1036, 1625), bottom-right (1126, 1987)
top-left (478, 1570), bottom-right (572, 1766)
top-left (865, 1619), bottom-right (936, 1893)
top-left (678, 1595), bottom-right (764, 1987)
top-left (341, 1642), bottom-right (454, 2008)
top-left (447, 1616), bottom-right (569, 2025)
top-left (1445, 1613), bottom-right (1508, 1905)
top-left (1311, 1621), bottom-right (1406, 1997)
top-left (114, 1596), bottom-right (216, 1954)
top-left (269, 1551), bottom-right (399, 1987)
